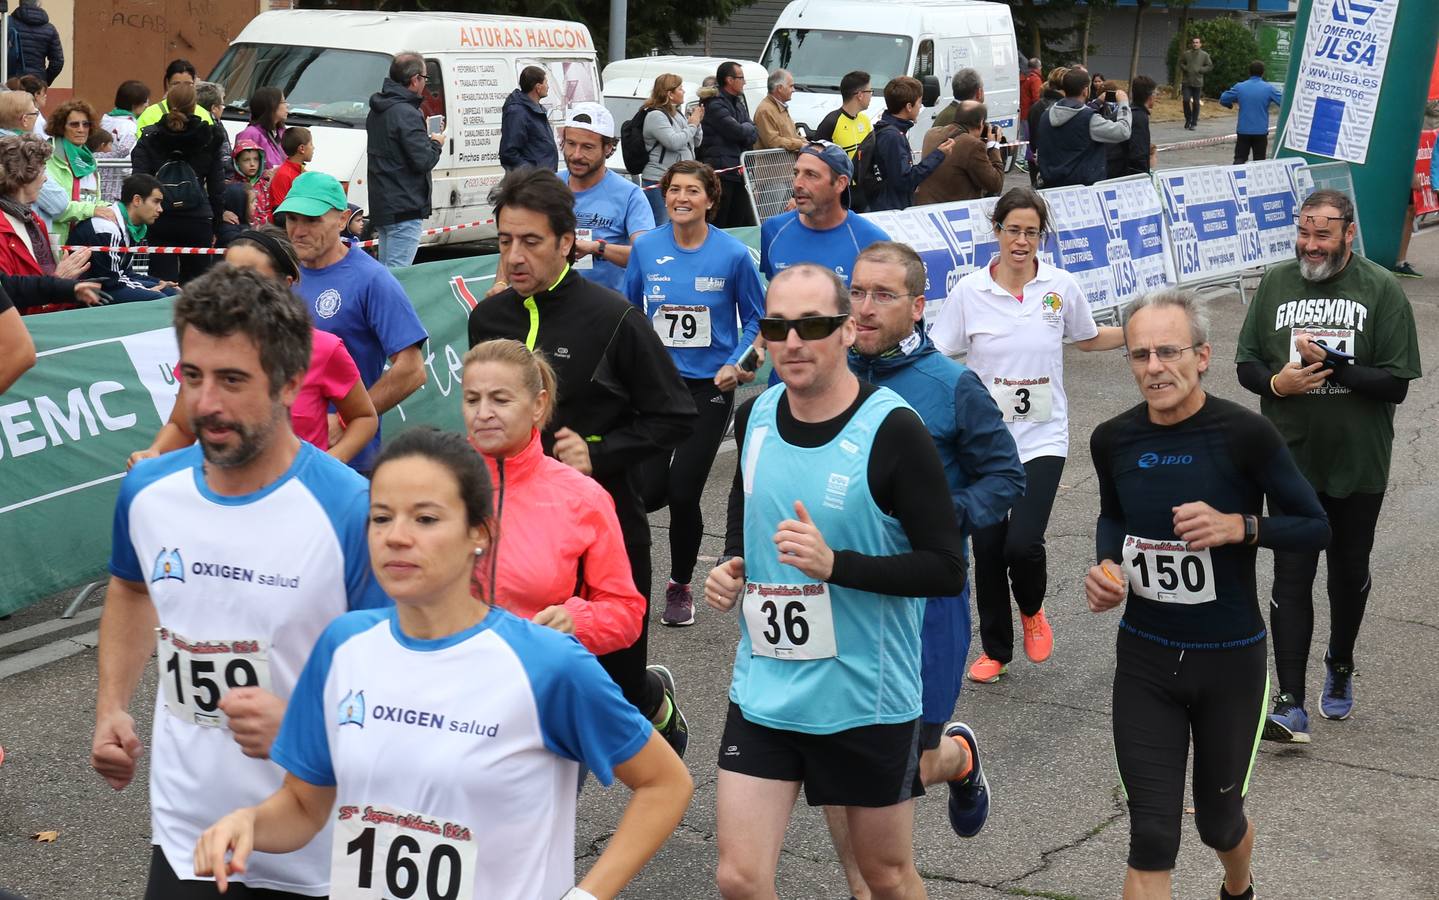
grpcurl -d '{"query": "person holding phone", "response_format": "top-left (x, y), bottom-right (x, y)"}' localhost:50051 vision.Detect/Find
top-left (624, 160), bottom-right (764, 628)
top-left (365, 51), bottom-right (444, 268)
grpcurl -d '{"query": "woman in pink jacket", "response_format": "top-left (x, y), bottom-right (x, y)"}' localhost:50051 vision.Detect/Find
top-left (463, 338), bottom-right (645, 657)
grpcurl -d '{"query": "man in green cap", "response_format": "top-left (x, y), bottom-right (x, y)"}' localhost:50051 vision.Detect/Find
top-left (278, 171), bottom-right (428, 474)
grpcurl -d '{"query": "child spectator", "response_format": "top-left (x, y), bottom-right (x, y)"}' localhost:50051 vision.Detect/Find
top-left (341, 203), bottom-right (366, 247)
top-left (267, 125), bottom-right (311, 212)
top-left (229, 137), bottom-right (273, 226)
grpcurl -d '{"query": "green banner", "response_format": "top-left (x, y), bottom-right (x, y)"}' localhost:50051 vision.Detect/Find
top-left (0, 230), bottom-right (763, 616)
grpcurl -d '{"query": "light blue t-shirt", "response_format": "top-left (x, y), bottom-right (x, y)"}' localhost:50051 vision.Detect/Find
top-left (731, 385), bottom-right (926, 734)
top-left (622, 223), bottom-right (765, 380)
top-left (759, 209), bottom-right (892, 285)
top-left (272, 606), bottom-right (652, 899)
top-left (295, 246), bottom-right (429, 473)
top-left (561, 169), bottom-right (655, 293)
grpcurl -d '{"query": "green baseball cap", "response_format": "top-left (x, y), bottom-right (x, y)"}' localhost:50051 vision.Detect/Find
top-left (275, 172), bottom-right (348, 217)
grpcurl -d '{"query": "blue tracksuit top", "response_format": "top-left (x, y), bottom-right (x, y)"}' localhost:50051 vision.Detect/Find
top-left (1220, 77), bottom-right (1283, 136)
top-left (848, 327), bottom-right (1025, 545)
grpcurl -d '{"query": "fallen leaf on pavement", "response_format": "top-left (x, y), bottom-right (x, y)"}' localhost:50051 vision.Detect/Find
top-left (32, 831), bottom-right (59, 843)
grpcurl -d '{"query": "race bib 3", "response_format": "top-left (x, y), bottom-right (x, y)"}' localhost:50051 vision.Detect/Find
top-left (988, 375), bottom-right (1053, 423)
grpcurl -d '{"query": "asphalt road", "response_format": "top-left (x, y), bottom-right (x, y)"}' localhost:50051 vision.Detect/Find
top-left (3, 112), bottom-right (1438, 900)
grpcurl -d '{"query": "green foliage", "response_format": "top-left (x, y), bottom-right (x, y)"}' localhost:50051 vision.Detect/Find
top-left (307, 0), bottom-right (758, 64)
top-left (1166, 17), bottom-right (1262, 97)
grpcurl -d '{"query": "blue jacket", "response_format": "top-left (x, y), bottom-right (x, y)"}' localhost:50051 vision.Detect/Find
top-left (849, 327), bottom-right (1025, 545)
top-left (499, 89), bottom-right (558, 172)
top-left (869, 112), bottom-right (946, 212)
top-left (1220, 77), bottom-right (1283, 136)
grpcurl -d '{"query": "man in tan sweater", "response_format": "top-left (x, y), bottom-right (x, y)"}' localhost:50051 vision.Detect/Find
top-left (915, 101), bottom-right (1004, 206)
top-left (754, 69), bottom-right (805, 152)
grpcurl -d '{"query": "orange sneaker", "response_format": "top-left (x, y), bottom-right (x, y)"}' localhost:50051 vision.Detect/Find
top-left (967, 654), bottom-right (1008, 684)
top-left (1021, 608), bottom-right (1054, 663)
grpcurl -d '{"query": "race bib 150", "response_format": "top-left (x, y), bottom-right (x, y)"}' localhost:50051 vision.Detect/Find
top-left (1120, 535), bottom-right (1216, 605)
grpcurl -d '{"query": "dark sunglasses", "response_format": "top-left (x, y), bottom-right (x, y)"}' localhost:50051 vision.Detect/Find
top-left (758, 314), bottom-right (850, 342)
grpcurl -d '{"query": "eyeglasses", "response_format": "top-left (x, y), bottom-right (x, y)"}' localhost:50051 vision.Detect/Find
top-left (21, 111), bottom-right (37, 121)
top-left (758, 314), bottom-right (850, 342)
top-left (1294, 214), bottom-right (1350, 229)
top-left (67, 120), bottom-right (93, 129)
top-left (998, 226), bottom-right (1042, 240)
top-left (849, 287), bottom-right (911, 306)
top-left (1126, 345), bottom-right (1195, 364)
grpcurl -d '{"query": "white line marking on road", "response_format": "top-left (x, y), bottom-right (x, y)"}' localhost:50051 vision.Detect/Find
top-left (0, 607), bottom-right (103, 650)
top-left (0, 630), bottom-right (99, 681)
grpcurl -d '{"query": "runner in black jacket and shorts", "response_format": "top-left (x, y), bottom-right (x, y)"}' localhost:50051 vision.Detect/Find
top-left (1085, 288), bottom-right (1329, 900)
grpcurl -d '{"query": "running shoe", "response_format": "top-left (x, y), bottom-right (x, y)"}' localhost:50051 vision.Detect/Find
top-left (1219, 877), bottom-right (1256, 898)
top-left (944, 722), bottom-right (990, 838)
top-left (647, 664), bottom-right (689, 759)
top-left (661, 581), bottom-right (695, 627)
top-left (1021, 609), bottom-right (1054, 663)
top-left (1262, 692), bottom-right (1310, 744)
top-left (1320, 655), bottom-right (1355, 721)
top-left (967, 654), bottom-right (1008, 684)
top-left (1393, 262), bottom-right (1423, 279)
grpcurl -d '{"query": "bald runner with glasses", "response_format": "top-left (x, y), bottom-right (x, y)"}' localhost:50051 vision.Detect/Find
top-left (706, 263), bottom-right (967, 900)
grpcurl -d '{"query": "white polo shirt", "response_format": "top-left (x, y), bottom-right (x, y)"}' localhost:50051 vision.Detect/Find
top-left (932, 259), bottom-right (1098, 462)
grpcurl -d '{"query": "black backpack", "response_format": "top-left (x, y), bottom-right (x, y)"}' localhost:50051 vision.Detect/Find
top-left (156, 151), bottom-right (205, 214)
top-left (619, 106), bottom-right (653, 175)
top-left (848, 124), bottom-right (888, 213)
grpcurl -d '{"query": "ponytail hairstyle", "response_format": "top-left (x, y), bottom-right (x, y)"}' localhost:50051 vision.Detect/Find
top-left (460, 338), bottom-right (559, 429)
top-left (163, 83), bottom-right (197, 132)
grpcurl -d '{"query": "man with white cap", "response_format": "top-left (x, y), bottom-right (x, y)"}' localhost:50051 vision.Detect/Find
top-left (559, 102), bottom-right (655, 292)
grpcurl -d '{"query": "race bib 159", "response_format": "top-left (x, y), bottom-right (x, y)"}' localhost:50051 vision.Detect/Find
top-left (155, 627), bottom-right (270, 728)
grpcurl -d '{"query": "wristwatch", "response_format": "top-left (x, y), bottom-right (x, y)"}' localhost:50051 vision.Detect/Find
top-left (594, 239), bottom-right (607, 261)
top-left (1243, 514), bottom-right (1259, 545)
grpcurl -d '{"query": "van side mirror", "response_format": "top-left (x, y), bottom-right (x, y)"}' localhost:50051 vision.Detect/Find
top-left (921, 75), bottom-right (941, 107)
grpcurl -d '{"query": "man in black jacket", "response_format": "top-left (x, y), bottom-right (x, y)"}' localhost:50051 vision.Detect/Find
top-left (8, 0), bottom-right (62, 85)
top-left (698, 60), bottom-right (759, 228)
top-left (365, 51), bottom-right (444, 269)
top-left (499, 65), bottom-right (557, 172)
top-left (468, 167), bottom-right (697, 757)
top-left (1035, 68), bottom-right (1130, 188)
top-left (1109, 75), bottom-right (1155, 179)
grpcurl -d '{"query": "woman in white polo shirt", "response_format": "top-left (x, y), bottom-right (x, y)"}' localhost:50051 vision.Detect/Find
top-left (933, 188), bottom-right (1123, 684)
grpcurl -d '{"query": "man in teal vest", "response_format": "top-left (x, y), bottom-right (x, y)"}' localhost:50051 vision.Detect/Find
top-left (705, 263), bottom-right (972, 900)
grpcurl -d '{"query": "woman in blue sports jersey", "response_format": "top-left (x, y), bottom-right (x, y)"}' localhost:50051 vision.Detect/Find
top-left (194, 428), bottom-right (693, 899)
top-left (623, 160), bottom-right (765, 630)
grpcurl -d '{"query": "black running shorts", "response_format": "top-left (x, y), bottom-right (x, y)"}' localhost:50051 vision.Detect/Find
top-left (717, 702), bottom-right (924, 807)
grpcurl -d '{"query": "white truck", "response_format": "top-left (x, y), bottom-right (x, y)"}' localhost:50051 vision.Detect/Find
top-left (758, 0), bottom-right (1021, 152)
top-left (208, 10), bottom-right (600, 245)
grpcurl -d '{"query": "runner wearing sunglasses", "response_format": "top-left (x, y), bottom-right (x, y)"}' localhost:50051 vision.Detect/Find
top-left (933, 187), bottom-right (1124, 685)
top-left (705, 263), bottom-right (966, 899)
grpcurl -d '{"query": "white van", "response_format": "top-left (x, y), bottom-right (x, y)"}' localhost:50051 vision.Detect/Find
top-left (759, 0), bottom-right (1021, 152)
top-left (601, 56), bottom-right (769, 176)
top-left (208, 10), bottom-right (600, 245)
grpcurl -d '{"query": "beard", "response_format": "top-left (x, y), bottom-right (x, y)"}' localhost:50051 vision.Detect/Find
top-left (193, 403), bottom-right (282, 469)
top-left (1296, 242), bottom-right (1347, 282)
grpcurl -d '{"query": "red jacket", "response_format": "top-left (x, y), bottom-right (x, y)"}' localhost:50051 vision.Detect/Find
top-left (474, 430), bottom-right (644, 655)
top-left (1020, 70), bottom-right (1044, 121)
top-left (0, 209), bottom-right (75, 315)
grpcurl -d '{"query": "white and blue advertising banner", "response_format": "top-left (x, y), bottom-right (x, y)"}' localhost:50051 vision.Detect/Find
top-left (1157, 166), bottom-right (1246, 282)
top-left (1228, 159), bottom-right (1302, 267)
top-left (1046, 177), bottom-right (1175, 316)
top-left (1282, 0), bottom-right (1397, 164)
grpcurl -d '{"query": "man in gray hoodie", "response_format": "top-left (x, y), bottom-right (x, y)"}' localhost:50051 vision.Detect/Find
top-left (1178, 36), bottom-right (1214, 130)
top-left (1034, 68), bottom-right (1130, 188)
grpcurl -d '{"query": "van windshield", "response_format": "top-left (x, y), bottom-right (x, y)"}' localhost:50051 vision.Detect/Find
top-left (208, 44), bottom-right (392, 127)
top-left (761, 29), bottom-right (912, 92)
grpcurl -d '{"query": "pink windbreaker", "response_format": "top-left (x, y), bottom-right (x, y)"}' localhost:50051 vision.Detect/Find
top-left (474, 430), bottom-right (645, 655)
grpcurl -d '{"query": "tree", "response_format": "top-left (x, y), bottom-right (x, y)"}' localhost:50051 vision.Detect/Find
top-left (1003, 0), bottom-right (1089, 66)
top-left (1169, 0), bottom-right (1196, 90)
top-left (297, 0), bottom-right (758, 64)
top-left (1128, 0), bottom-right (1151, 82)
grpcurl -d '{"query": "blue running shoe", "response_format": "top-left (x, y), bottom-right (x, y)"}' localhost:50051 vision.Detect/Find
top-left (1321, 655), bottom-right (1355, 720)
top-left (1262, 693), bottom-right (1310, 744)
top-left (944, 722), bottom-right (990, 838)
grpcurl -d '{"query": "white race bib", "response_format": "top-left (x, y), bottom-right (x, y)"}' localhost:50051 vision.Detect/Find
top-left (155, 627), bottom-right (270, 728)
top-left (1120, 535), bottom-right (1216, 605)
top-left (741, 582), bottom-right (838, 660)
top-left (331, 803), bottom-right (477, 900)
top-left (573, 227), bottom-right (594, 270)
top-left (651, 304), bottom-right (712, 348)
top-left (988, 376), bottom-right (1053, 423)
top-left (1289, 326), bottom-right (1355, 365)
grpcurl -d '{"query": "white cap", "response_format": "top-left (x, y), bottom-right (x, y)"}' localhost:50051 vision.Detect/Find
top-left (562, 102), bottom-right (616, 139)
